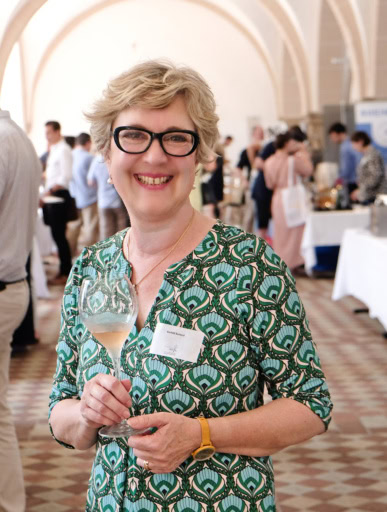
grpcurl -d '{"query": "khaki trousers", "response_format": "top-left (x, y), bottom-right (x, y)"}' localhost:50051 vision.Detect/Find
top-left (0, 280), bottom-right (29, 512)
top-left (66, 202), bottom-right (99, 256)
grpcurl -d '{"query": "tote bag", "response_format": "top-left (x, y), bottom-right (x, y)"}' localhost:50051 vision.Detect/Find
top-left (281, 156), bottom-right (308, 228)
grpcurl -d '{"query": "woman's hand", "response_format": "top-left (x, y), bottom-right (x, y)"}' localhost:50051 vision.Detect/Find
top-left (127, 413), bottom-right (201, 474)
top-left (80, 374), bottom-right (132, 429)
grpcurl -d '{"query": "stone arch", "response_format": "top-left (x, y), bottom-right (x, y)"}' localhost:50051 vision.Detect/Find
top-left (326, 0), bottom-right (368, 99)
top-left (1, 0), bottom-right (316, 126)
top-left (25, 0), bottom-right (284, 131)
top-left (257, 0), bottom-right (313, 113)
top-left (0, 0), bottom-right (46, 92)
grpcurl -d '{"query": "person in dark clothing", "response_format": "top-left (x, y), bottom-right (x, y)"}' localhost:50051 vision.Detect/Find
top-left (201, 155), bottom-right (224, 219)
top-left (11, 255), bottom-right (39, 356)
top-left (236, 126), bottom-right (264, 232)
top-left (252, 140), bottom-right (276, 241)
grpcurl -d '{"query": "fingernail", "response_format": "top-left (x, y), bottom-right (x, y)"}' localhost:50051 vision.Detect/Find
top-left (122, 410), bottom-right (130, 419)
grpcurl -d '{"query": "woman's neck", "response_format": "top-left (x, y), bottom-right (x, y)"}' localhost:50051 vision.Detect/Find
top-left (127, 206), bottom-right (196, 258)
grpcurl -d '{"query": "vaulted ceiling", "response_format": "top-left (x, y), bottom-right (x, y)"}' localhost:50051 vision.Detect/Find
top-left (1, 0), bottom-right (386, 152)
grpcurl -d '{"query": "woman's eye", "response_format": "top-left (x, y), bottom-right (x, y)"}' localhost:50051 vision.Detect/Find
top-left (122, 130), bottom-right (147, 141)
top-left (165, 133), bottom-right (190, 144)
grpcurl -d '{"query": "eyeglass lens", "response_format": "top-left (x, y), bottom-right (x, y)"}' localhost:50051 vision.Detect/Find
top-left (118, 128), bottom-right (195, 156)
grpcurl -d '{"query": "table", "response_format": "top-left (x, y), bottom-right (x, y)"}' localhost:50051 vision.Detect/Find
top-left (301, 207), bottom-right (370, 274)
top-left (332, 228), bottom-right (387, 331)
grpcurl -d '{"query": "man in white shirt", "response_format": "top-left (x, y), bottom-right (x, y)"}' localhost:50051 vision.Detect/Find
top-left (0, 109), bottom-right (41, 512)
top-left (42, 121), bottom-right (73, 284)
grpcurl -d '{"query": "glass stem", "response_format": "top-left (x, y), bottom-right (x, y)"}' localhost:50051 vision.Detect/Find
top-left (112, 355), bottom-right (121, 380)
top-left (112, 354), bottom-right (129, 426)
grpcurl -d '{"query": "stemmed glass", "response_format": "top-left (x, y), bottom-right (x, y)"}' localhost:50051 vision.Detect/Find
top-left (79, 272), bottom-right (148, 438)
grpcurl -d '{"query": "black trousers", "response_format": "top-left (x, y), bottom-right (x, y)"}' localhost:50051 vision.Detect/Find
top-left (44, 201), bottom-right (72, 275)
top-left (12, 255), bottom-right (37, 352)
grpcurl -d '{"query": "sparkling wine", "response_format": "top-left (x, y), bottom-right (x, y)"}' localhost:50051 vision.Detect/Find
top-left (92, 330), bottom-right (130, 359)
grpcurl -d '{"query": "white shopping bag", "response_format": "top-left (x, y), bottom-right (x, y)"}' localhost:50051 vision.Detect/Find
top-left (281, 156), bottom-right (308, 228)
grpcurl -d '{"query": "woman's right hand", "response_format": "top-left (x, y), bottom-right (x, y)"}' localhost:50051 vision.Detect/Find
top-left (80, 374), bottom-right (132, 429)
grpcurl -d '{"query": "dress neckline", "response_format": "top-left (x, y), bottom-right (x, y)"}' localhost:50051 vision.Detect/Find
top-left (123, 219), bottom-right (221, 338)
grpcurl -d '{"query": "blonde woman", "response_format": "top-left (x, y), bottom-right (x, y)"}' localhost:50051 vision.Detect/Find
top-left (49, 61), bottom-right (332, 511)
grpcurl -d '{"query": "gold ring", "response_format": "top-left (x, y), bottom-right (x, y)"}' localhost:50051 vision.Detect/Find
top-left (144, 460), bottom-right (151, 471)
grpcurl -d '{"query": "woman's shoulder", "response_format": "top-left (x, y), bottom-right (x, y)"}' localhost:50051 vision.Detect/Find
top-left (214, 222), bottom-right (285, 266)
top-left (211, 222), bottom-right (296, 298)
top-left (71, 229), bottom-right (128, 271)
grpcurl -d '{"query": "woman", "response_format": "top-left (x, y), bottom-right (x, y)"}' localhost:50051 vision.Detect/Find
top-left (264, 131), bottom-right (313, 272)
top-left (49, 61), bottom-right (332, 511)
top-left (350, 131), bottom-right (387, 204)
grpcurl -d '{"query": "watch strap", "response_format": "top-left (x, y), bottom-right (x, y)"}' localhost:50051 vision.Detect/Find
top-left (197, 416), bottom-right (211, 447)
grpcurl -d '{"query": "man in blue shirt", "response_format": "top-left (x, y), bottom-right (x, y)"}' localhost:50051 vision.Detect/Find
top-left (328, 122), bottom-right (362, 194)
top-left (70, 133), bottom-right (98, 250)
top-left (87, 155), bottom-right (129, 240)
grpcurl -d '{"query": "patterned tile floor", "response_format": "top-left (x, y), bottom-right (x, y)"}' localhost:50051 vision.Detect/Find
top-left (8, 265), bottom-right (387, 511)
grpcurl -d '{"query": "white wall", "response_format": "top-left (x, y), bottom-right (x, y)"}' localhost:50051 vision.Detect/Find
top-left (1, 43), bottom-right (23, 127)
top-left (27, 0), bottom-right (277, 164)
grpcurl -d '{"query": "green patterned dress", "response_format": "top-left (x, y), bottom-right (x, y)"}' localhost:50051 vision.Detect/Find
top-left (49, 221), bottom-right (332, 512)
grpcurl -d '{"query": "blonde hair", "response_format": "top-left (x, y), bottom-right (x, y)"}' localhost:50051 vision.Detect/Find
top-left (85, 60), bottom-right (219, 164)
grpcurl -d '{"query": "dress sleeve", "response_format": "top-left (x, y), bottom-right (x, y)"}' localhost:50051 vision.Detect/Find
top-left (48, 250), bottom-right (86, 448)
top-left (238, 246), bottom-right (333, 430)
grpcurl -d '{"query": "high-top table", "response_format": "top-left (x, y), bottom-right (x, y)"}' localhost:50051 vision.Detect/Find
top-left (332, 228), bottom-right (387, 331)
top-left (301, 207), bottom-right (371, 275)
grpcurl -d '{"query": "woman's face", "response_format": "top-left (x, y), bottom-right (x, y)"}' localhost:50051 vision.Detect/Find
top-left (107, 95), bottom-right (197, 222)
top-left (352, 140), bottom-right (364, 153)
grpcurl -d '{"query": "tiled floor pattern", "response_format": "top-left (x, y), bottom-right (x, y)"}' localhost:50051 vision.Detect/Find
top-left (8, 270), bottom-right (387, 511)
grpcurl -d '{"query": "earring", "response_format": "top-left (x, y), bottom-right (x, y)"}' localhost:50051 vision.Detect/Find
top-left (192, 184), bottom-right (197, 190)
top-left (107, 176), bottom-right (113, 184)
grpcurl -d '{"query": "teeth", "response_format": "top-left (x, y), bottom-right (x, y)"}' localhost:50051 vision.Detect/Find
top-left (137, 175), bottom-right (170, 185)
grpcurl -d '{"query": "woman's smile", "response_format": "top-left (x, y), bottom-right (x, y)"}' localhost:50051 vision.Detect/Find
top-left (135, 173), bottom-right (173, 187)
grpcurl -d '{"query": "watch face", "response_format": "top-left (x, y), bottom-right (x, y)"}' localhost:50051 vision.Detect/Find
top-left (194, 447), bottom-right (216, 461)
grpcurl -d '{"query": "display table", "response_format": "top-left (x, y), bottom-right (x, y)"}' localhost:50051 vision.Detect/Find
top-left (301, 207), bottom-right (370, 274)
top-left (332, 228), bottom-right (387, 331)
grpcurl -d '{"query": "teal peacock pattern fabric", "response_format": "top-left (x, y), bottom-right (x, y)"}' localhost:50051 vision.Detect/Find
top-left (49, 221), bottom-right (333, 511)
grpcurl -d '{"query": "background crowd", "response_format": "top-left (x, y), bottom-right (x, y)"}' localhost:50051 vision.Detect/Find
top-left (1, 97), bottom-right (386, 511)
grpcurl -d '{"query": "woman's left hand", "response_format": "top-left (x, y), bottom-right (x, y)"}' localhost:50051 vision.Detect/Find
top-left (127, 413), bottom-right (201, 474)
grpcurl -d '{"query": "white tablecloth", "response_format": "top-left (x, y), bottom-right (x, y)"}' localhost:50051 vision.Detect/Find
top-left (31, 237), bottom-right (50, 299)
top-left (332, 228), bottom-right (387, 331)
top-left (36, 208), bottom-right (55, 257)
top-left (301, 207), bottom-right (370, 274)
top-left (33, 210), bottom-right (53, 299)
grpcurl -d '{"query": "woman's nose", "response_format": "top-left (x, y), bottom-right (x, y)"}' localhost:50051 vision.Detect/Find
top-left (143, 138), bottom-right (168, 164)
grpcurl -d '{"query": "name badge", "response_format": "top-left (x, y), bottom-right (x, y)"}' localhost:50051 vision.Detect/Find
top-left (149, 323), bottom-right (204, 362)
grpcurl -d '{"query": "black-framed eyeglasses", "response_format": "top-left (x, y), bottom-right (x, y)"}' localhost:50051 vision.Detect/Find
top-left (112, 126), bottom-right (200, 157)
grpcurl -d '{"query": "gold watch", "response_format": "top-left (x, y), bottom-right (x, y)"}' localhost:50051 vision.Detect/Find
top-left (192, 416), bottom-right (216, 461)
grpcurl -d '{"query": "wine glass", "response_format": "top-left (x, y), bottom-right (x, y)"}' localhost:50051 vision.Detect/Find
top-left (79, 272), bottom-right (149, 438)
